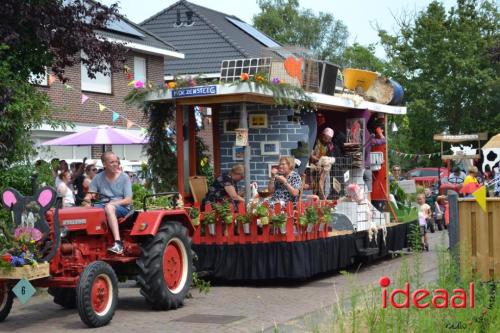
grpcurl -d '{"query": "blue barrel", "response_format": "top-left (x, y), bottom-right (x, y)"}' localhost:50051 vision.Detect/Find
top-left (389, 79), bottom-right (404, 105)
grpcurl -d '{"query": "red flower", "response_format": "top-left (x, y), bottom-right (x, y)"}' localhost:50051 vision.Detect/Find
top-left (127, 73), bottom-right (132, 80)
top-left (2, 253), bottom-right (12, 263)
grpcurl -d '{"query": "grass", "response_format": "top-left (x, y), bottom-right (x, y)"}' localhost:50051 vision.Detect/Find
top-left (276, 232), bottom-right (500, 333)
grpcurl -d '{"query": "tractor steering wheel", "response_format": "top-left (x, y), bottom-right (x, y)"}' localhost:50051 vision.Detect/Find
top-left (85, 191), bottom-right (112, 206)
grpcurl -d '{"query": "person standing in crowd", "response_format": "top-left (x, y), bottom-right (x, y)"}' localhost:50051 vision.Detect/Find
top-left (463, 166), bottom-right (479, 186)
top-left (54, 159), bottom-right (69, 188)
top-left (417, 193), bottom-right (431, 251)
top-left (389, 165), bottom-right (404, 182)
top-left (72, 159), bottom-right (86, 206)
top-left (57, 170), bottom-right (75, 207)
top-left (202, 164), bottom-right (245, 208)
top-left (448, 166), bottom-right (466, 185)
top-left (82, 164), bottom-right (98, 198)
top-left (424, 188), bottom-right (436, 233)
top-left (493, 167), bottom-right (500, 197)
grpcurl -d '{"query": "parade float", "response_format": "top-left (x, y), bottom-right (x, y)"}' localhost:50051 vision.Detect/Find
top-left (136, 54), bottom-right (414, 280)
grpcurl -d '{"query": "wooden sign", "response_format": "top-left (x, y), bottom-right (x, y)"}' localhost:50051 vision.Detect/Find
top-left (433, 133), bottom-right (488, 142)
top-left (398, 180), bottom-right (417, 194)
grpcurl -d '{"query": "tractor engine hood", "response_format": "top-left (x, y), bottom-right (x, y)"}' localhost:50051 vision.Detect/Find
top-left (46, 207), bottom-right (108, 235)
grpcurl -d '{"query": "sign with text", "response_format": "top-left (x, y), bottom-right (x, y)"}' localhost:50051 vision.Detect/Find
top-left (172, 85), bottom-right (217, 98)
top-left (398, 180), bottom-right (417, 194)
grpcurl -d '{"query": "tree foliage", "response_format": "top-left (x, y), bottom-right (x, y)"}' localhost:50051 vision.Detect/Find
top-left (0, 0), bottom-right (127, 168)
top-left (253, 0), bottom-right (349, 65)
top-left (379, 0), bottom-right (499, 156)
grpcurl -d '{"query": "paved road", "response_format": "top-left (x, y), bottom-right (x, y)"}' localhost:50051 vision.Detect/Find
top-left (1, 231), bottom-right (448, 333)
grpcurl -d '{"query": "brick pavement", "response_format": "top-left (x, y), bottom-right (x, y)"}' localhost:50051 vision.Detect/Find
top-left (0, 231), bottom-right (448, 333)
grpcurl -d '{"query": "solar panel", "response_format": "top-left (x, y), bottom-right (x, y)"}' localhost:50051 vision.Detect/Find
top-left (226, 16), bottom-right (280, 48)
top-left (106, 19), bottom-right (144, 38)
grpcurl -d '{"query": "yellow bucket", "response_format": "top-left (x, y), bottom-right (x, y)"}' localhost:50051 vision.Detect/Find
top-left (343, 68), bottom-right (378, 92)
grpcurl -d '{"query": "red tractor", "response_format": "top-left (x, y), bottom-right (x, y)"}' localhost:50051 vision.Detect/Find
top-left (0, 187), bottom-right (194, 327)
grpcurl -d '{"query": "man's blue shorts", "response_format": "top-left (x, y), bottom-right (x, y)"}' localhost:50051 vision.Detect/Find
top-left (94, 204), bottom-right (130, 218)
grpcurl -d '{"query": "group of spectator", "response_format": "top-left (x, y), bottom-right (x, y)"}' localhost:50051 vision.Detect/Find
top-left (51, 158), bottom-right (97, 207)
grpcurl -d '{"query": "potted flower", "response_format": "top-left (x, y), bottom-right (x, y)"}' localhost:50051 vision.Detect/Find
top-left (271, 213), bottom-right (287, 234)
top-left (319, 206), bottom-right (333, 232)
top-left (253, 204), bottom-right (269, 225)
top-left (189, 207), bottom-right (200, 226)
top-left (215, 201), bottom-right (233, 225)
top-left (235, 214), bottom-right (251, 234)
top-left (202, 210), bottom-right (217, 235)
top-left (305, 206), bottom-right (318, 233)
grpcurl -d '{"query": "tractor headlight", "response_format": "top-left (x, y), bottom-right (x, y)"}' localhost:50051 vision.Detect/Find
top-left (60, 227), bottom-right (68, 238)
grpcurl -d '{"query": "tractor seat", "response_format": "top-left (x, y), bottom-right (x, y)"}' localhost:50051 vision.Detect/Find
top-left (118, 210), bottom-right (138, 228)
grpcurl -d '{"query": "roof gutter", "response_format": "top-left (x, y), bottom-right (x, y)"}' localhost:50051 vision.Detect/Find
top-left (102, 36), bottom-right (185, 59)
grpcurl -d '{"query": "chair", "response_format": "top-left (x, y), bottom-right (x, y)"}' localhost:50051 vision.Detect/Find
top-left (189, 176), bottom-right (208, 203)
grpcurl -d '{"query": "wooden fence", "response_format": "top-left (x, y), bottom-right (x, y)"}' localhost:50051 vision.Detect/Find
top-left (459, 198), bottom-right (500, 281)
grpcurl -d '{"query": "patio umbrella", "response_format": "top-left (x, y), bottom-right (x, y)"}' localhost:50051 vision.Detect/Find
top-left (459, 182), bottom-right (482, 195)
top-left (41, 125), bottom-right (147, 146)
top-left (483, 133), bottom-right (500, 149)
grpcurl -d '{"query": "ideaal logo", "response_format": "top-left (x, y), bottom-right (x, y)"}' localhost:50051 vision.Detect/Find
top-left (379, 276), bottom-right (474, 309)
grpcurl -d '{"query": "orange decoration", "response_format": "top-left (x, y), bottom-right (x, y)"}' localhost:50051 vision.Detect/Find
top-left (284, 56), bottom-right (303, 84)
top-left (48, 74), bottom-right (56, 86)
top-left (167, 82), bottom-right (177, 89)
top-left (240, 72), bottom-right (249, 81)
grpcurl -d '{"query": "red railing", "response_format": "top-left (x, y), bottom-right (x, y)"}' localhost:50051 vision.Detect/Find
top-left (192, 200), bottom-right (334, 245)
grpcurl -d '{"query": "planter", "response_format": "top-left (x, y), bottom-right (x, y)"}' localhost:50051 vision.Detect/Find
top-left (0, 262), bottom-right (50, 280)
top-left (191, 217), bottom-right (200, 226)
top-left (207, 223), bottom-right (216, 235)
top-left (319, 223), bottom-right (325, 232)
top-left (242, 223), bottom-right (250, 234)
top-left (279, 224), bottom-right (287, 234)
top-left (306, 224), bottom-right (314, 233)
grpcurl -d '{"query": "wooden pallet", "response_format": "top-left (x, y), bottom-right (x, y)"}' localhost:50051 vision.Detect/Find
top-left (0, 262), bottom-right (50, 280)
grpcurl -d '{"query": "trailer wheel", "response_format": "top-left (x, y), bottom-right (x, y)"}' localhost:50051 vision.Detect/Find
top-left (0, 283), bottom-right (13, 322)
top-left (76, 261), bottom-right (118, 327)
top-left (137, 222), bottom-right (192, 310)
top-left (48, 287), bottom-right (76, 309)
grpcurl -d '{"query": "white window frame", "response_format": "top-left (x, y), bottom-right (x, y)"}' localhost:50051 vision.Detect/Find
top-left (134, 56), bottom-right (147, 82)
top-left (81, 52), bottom-right (112, 94)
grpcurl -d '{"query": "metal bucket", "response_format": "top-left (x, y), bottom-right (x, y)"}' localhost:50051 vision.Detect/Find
top-left (243, 223), bottom-right (250, 234)
top-left (208, 223), bottom-right (216, 236)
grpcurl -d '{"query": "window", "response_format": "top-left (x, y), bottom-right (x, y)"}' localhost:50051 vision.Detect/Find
top-left (134, 56), bottom-right (146, 82)
top-left (81, 52), bottom-right (112, 94)
top-left (29, 70), bottom-right (48, 86)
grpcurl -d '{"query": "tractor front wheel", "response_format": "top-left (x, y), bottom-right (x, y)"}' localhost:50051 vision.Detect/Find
top-left (0, 283), bottom-right (13, 322)
top-left (137, 222), bottom-right (192, 310)
top-left (76, 261), bottom-right (118, 327)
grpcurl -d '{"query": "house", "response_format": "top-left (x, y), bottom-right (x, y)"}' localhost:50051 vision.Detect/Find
top-left (33, 10), bottom-right (184, 161)
top-left (140, 0), bottom-right (281, 80)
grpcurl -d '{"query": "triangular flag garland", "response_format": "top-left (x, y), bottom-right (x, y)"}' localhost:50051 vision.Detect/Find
top-left (62, 83), bottom-right (146, 132)
top-left (472, 186), bottom-right (487, 213)
top-left (389, 149), bottom-right (443, 160)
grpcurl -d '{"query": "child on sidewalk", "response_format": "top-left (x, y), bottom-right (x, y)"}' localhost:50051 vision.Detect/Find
top-left (417, 193), bottom-right (432, 251)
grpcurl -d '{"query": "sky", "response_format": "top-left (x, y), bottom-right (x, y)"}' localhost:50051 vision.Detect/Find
top-left (99, 0), bottom-right (457, 58)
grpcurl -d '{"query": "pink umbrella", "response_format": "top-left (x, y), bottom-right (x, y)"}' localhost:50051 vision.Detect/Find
top-left (41, 125), bottom-right (147, 146)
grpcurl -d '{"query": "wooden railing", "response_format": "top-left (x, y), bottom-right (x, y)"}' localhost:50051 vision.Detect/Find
top-left (192, 200), bottom-right (334, 245)
top-left (458, 198), bottom-right (500, 281)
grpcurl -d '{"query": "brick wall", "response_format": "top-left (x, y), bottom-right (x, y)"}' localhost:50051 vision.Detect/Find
top-left (36, 51), bottom-right (164, 128)
top-left (218, 104), bottom-right (309, 188)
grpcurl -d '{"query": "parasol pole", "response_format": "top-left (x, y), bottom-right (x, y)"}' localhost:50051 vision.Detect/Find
top-left (240, 102), bottom-right (251, 205)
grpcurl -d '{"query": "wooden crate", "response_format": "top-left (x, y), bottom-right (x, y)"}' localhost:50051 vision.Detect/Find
top-left (0, 262), bottom-right (50, 280)
top-left (459, 198), bottom-right (500, 281)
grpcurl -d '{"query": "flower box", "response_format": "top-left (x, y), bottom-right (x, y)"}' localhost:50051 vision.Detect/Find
top-left (0, 262), bottom-right (50, 280)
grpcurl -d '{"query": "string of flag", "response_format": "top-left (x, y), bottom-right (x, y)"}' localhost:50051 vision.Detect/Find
top-left (47, 73), bottom-right (148, 135)
top-left (389, 149), bottom-right (444, 160)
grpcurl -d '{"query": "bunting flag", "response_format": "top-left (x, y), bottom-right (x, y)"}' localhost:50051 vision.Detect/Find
top-left (389, 149), bottom-right (443, 160)
top-left (81, 94), bottom-right (89, 104)
top-left (472, 186), bottom-right (487, 213)
top-left (48, 74), bottom-right (56, 86)
top-left (58, 79), bottom-right (147, 132)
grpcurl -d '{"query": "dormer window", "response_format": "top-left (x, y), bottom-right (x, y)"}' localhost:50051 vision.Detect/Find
top-left (174, 8), bottom-right (183, 27)
top-left (185, 11), bottom-right (194, 26)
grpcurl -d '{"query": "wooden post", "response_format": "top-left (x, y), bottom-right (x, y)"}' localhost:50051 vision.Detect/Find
top-left (175, 105), bottom-right (185, 196)
top-left (188, 105), bottom-right (196, 177)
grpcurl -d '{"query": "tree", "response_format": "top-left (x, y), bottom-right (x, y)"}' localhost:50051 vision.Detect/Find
top-left (341, 43), bottom-right (385, 72)
top-left (379, 0), bottom-right (499, 156)
top-left (253, 0), bottom-right (349, 64)
top-left (0, 0), bottom-right (126, 168)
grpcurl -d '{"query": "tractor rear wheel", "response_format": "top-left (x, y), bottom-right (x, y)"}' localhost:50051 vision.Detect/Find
top-left (137, 222), bottom-right (192, 310)
top-left (76, 261), bottom-right (118, 327)
top-left (48, 287), bottom-right (76, 309)
top-left (0, 283), bottom-right (13, 322)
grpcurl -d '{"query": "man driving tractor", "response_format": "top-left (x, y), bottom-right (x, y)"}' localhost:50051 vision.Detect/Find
top-left (82, 151), bottom-right (132, 254)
